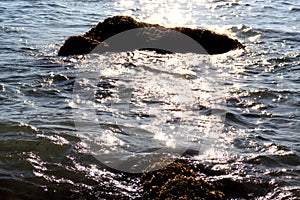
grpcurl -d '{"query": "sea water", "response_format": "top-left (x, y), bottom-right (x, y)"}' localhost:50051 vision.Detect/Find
top-left (0, 0), bottom-right (299, 199)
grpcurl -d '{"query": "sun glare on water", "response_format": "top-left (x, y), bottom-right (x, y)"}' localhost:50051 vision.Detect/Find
top-left (115, 0), bottom-right (205, 27)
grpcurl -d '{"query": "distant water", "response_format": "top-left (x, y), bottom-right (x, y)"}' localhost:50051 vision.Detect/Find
top-left (0, 0), bottom-right (299, 199)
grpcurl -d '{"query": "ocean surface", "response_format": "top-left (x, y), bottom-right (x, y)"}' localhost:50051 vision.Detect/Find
top-left (0, 0), bottom-right (299, 199)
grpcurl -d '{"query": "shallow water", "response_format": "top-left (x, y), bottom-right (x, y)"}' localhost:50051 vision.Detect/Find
top-left (0, 0), bottom-right (299, 199)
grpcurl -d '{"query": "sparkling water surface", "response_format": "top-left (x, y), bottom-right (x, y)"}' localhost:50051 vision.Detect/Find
top-left (0, 0), bottom-right (299, 199)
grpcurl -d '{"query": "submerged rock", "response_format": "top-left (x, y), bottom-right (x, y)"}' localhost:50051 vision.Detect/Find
top-left (58, 16), bottom-right (243, 56)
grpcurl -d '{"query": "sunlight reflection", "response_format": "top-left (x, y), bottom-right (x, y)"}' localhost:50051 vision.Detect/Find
top-left (99, 130), bottom-right (125, 146)
top-left (74, 44), bottom-right (227, 172)
top-left (115, 0), bottom-right (196, 27)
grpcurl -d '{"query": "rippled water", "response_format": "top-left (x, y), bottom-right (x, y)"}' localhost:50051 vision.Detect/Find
top-left (0, 0), bottom-right (299, 199)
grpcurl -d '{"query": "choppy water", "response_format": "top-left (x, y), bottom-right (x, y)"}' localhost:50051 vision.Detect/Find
top-left (0, 0), bottom-right (299, 199)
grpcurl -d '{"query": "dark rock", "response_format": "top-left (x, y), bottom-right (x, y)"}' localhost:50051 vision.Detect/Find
top-left (58, 16), bottom-right (243, 56)
top-left (58, 36), bottom-right (98, 56)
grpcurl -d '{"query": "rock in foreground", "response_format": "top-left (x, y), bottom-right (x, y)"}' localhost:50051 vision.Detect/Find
top-left (58, 16), bottom-right (243, 56)
top-left (141, 159), bottom-right (271, 199)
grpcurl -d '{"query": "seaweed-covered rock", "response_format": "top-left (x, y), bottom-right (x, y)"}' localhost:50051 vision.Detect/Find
top-left (58, 16), bottom-right (243, 56)
top-left (141, 160), bottom-right (224, 199)
top-left (140, 159), bottom-right (272, 199)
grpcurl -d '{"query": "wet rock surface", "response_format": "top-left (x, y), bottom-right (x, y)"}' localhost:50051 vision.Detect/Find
top-left (58, 16), bottom-right (243, 56)
top-left (140, 159), bottom-right (271, 200)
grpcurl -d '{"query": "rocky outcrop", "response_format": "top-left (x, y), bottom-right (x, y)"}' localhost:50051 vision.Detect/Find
top-left (58, 16), bottom-right (243, 56)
